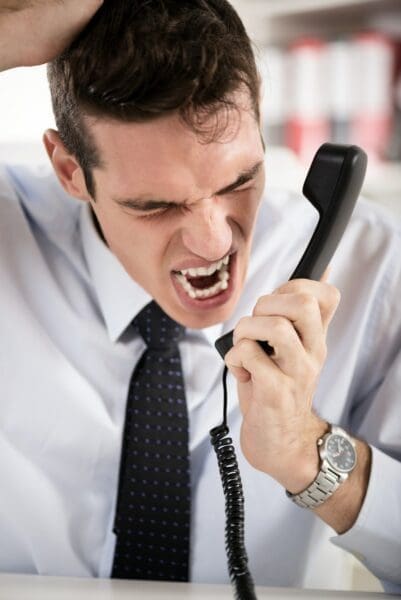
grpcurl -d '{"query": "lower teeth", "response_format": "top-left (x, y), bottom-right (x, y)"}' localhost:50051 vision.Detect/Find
top-left (175, 263), bottom-right (230, 299)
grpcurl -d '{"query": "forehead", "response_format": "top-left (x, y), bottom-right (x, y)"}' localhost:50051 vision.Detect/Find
top-left (87, 100), bottom-right (263, 200)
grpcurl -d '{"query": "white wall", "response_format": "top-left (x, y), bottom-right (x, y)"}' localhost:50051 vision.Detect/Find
top-left (0, 65), bottom-right (54, 163)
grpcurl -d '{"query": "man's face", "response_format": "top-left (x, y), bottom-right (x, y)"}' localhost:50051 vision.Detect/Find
top-left (86, 98), bottom-right (265, 329)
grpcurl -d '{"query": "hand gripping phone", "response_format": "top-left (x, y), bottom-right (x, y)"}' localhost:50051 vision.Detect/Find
top-left (210, 143), bottom-right (367, 600)
top-left (215, 143), bottom-right (368, 359)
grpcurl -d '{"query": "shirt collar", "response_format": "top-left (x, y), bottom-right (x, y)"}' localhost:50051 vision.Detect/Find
top-left (80, 203), bottom-right (225, 346)
top-left (191, 322), bottom-right (224, 348)
top-left (80, 204), bottom-right (152, 342)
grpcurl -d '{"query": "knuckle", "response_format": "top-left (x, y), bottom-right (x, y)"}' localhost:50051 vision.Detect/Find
top-left (328, 284), bottom-right (341, 306)
top-left (270, 316), bottom-right (290, 338)
top-left (233, 316), bottom-right (252, 342)
top-left (252, 295), bottom-right (268, 316)
top-left (297, 292), bottom-right (318, 313)
top-left (239, 338), bottom-right (264, 362)
top-left (242, 338), bottom-right (258, 355)
top-left (234, 337), bottom-right (251, 354)
top-left (284, 279), bottom-right (304, 294)
top-left (274, 279), bottom-right (299, 294)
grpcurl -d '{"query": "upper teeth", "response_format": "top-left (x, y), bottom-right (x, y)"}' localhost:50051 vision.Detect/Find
top-left (179, 255), bottom-right (229, 277)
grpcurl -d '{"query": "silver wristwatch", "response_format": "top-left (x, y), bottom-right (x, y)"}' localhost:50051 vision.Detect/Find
top-left (286, 425), bottom-right (357, 509)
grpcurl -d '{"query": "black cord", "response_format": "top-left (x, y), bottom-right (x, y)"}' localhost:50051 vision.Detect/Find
top-left (210, 366), bottom-right (258, 600)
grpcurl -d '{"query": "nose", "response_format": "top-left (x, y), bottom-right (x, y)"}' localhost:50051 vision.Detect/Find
top-left (181, 198), bottom-right (232, 262)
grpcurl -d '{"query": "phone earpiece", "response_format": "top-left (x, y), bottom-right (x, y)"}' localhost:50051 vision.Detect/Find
top-left (215, 143), bottom-right (367, 359)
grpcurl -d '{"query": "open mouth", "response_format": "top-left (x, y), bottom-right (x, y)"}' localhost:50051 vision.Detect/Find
top-left (173, 254), bottom-right (231, 300)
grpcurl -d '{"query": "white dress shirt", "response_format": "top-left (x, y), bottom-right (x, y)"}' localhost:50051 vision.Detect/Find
top-left (0, 163), bottom-right (400, 593)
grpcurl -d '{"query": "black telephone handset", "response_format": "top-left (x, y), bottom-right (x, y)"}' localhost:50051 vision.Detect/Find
top-left (215, 142), bottom-right (368, 359)
top-left (210, 143), bottom-right (367, 600)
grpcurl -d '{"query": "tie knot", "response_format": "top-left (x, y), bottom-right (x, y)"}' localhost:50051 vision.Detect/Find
top-left (133, 301), bottom-right (185, 350)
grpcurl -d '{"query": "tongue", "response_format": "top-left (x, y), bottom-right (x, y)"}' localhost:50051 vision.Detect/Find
top-left (187, 272), bottom-right (219, 289)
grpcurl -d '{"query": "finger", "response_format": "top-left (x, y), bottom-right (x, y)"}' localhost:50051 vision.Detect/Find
top-left (3, 0), bottom-right (104, 69)
top-left (225, 337), bottom-right (283, 388)
top-left (233, 315), bottom-right (307, 379)
top-left (227, 363), bottom-right (252, 384)
top-left (225, 340), bottom-right (283, 418)
top-left (251, 293), bottom-right (326, 358)
top-left (61, 0), bottom-right (104, 21)
top-left (271, 279), bottom-right (341, 333)
top-left (320, 266), bottom-right (331, 283)
top-left (49, 0), bottom-right (105, 37)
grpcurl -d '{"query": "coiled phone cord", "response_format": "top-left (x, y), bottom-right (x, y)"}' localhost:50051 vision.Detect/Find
top-left (209, 366), bottom-right (258, 600)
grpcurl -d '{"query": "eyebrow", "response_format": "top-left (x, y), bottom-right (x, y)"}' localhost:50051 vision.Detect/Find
top-left (113, 160), bottom-right (264, 212)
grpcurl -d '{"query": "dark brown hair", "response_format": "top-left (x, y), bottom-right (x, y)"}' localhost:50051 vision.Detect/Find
top-left (47, 0), bottom-right (260, 197)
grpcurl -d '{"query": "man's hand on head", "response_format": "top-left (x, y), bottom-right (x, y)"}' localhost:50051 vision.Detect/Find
top-left (0, 0), bottom-right (104, 71)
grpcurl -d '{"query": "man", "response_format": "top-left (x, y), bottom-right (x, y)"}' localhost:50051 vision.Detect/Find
top-left (0, 0), bottom-right (400, 593)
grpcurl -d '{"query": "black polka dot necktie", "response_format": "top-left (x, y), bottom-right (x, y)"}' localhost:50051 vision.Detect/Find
top-left (112, 301), bottom-right (191, 582)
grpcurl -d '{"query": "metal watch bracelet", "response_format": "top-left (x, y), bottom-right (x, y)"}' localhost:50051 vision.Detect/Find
top-left (286, 464), bottom-right (343, 509)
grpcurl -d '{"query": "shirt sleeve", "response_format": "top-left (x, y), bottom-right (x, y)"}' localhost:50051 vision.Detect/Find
top-left (331, 447), bottom-right (401, 592)
top-left (330, 217), bottom-right (401, 592)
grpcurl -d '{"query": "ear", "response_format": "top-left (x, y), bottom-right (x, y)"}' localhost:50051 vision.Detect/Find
top-left (43, 129), bottom-right (92, 202)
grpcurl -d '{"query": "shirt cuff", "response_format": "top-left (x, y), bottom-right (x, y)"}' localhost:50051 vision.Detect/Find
top-left (330, 446), bottom-right (401, 589)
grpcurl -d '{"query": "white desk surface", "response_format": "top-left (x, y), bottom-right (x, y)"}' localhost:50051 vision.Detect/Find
top-left (0, 574), bottom-right (398, 600)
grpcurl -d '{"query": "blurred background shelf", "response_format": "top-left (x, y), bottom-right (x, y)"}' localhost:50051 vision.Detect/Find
top-left (230, 0), bottom-right (401, 213)
top-left (231, 0), bottom-right (401, 44)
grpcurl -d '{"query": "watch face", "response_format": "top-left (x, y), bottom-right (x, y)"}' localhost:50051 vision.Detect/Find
top-left (326, 434), bottom-right (356, 472)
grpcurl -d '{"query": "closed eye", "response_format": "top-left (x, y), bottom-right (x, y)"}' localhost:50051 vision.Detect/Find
top-left (132, 184), bottom-right (256, 221)
top-left (137, 204), bottom-right (188, 221)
